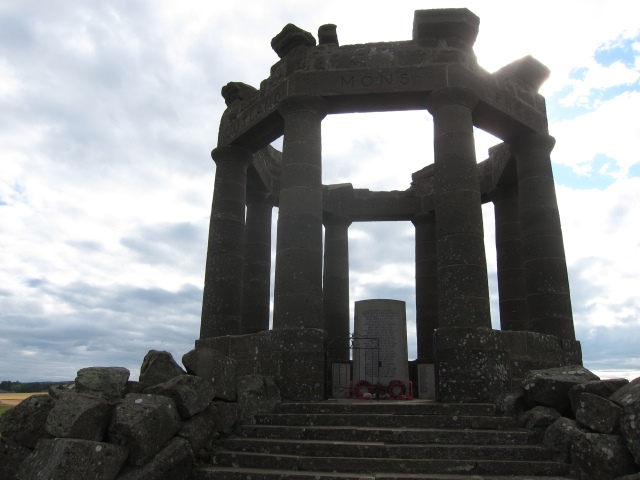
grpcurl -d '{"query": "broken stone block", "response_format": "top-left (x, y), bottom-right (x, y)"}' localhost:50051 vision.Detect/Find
top-left (571, 433), bottom-right (637, 480)
top-left (0, 394), bottom-right (56, 448)
top-left (45, 392), bottom-right (111, 441)
top-left (143, 374), bottom-right (213, 419)
top-left (75, 366), bottom-right (130, 402)
top-left (0, 437), bottom-right (31, 480)
top-left (182, 347), bottom-right (237, 401)
top-left (522, 365), bottom-right (599, 412)
top-left (610, 376), bottom-right (640, 408)
top-left (575, 392), bottom-right (622, 435)
top-left (271, 23), bottom-right (316, 59)
top-left (543, 417), bottom-right (589, 463)
top-left (115, 437), bottom-right (193, 480)
top-left (177, 404), bottom-right (216, 455)
top-left (318, 24), bottom-right (338, 46)
top-left (620, 401), bottom-right (640, 466)
top-left (16, 438), bottom-right (128, 480)
top-left (108, 393), bottom-right (181, 466)
top-left (139, 350), bottom-right (186, 388)
top-left (48, 382), bottom-right (76, 399)
top-left (211, 401), bottom-right (239, 434)
top-left (569, 378), bottom-right (629, 415)
top-left (521, 405), bottom-right (560, 429)
top-left (237, 374), bottom-right (282, 420)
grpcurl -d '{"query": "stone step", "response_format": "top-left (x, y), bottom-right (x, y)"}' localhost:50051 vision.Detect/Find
top-left (220, 438), bottom-right (549, 461)
top-left (275, 402), bottom-right (497, 417)
top-left (256, 413), bottom-right (517, 430)
top-left (194, 462), bottom-right (570, 480)
top-left (239, 425), bottom-right (535, 445)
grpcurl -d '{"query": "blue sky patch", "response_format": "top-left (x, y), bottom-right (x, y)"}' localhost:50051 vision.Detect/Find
top-left (594, 35), bottom-right (640, 69)
top-left (628, 163), bottom-right (640, 179)
top-left (552, 154), bottom-right (619, 190)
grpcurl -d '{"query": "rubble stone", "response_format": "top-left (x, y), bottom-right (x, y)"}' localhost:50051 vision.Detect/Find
top-left (0, 394), bottom-right (56, 448)
top-left (0, 437), bottom-right (31, 480)
top-left (571, 433), bottom-right (637, 480)
top-left (138, 350), bottom-right (186, 388)
top-left (522, 365), bottom-right (599, 412)
top-left (569, 378), bottom-right (629, 414)
top-left (45, 392), bottom-right (111, 441)
top-left (115, 437), bottom-right (193, 480)
top-left (108, 393), bottom-right (181, 466)
top-left (575, 392), bottom-right (622, 434)
top-left (16, 438), bottom-right (128, 480)
top-left (143, 374), bottom-right (213, 419)
top-left (543, 417), bottom-right (589, 463)
top-left (620, 401), bottom-right (640, 466)
top-left (75, 367), bottom-right (130, 402)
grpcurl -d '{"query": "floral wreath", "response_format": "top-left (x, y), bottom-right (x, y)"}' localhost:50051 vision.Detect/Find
top-left (353, 380), bottom-right (374, 399)
top-left (387, 380), bottom-right (406, 399)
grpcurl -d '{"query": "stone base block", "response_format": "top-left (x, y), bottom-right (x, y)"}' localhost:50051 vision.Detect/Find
top-left (197, 328), bottom-right (326, 402)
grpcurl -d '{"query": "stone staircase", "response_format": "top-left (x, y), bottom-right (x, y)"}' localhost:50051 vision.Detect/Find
top-left (191, 400), bottom-right (572, 480)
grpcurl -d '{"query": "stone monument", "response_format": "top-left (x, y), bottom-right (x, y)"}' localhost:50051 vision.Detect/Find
top-left (353, 300), bottom-right (410, 396)
top-left (197, 8), bottom-right (584, 403)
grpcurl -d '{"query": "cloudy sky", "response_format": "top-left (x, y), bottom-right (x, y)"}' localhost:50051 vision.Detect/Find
top-left (1, 1), bottom-right (639, 383)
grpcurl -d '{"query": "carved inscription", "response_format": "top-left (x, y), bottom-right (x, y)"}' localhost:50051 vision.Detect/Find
top-left (483, 84), bottom-right (538, 125)
top-left (340, 72), bottom-right (410, 89)
top-left (353, 300), bottom-right (410, 389)
top-left (222, 88), bottom-right (284, 142)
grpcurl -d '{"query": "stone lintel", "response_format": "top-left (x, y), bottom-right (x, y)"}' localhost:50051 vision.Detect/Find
top-left (219, 65), bottom-right (548, 149)
top-left (493, 55), bottom-right (551, 92)
top-left (412, 8), bottom-right (480, 47)
top-left (340, 191), bottom-right (422, 221)
top-left (247, 145), bottom-right (282, 197)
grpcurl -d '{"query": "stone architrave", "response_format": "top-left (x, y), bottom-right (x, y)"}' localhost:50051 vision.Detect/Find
top-left (353, 300), bottom-right (410, 390)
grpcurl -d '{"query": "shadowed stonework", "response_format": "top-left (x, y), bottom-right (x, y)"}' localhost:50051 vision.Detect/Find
top-left (200, 7), bottom-right (581, 403)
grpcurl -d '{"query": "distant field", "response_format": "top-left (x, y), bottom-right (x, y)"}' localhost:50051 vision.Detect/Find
top-left (0, 392), bottom-right (46, 407)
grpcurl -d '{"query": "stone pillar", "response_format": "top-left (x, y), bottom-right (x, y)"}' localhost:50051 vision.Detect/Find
top-left (426, 86), bottom-right (491, 329)
top-left (323, 213), bottom-right (351, 359)
top-left (511, 133), bottom-right (575, 340)
top-left (412, 212), bottom-right (438, 362)
top-left (491, 184), bottom-right (530, 331)
top-left (273, 95), bottom-right (327, 329)
top-left (240, 190), bottom-right (273, 334)
top-left (200, 146), bottom-right (253, 339)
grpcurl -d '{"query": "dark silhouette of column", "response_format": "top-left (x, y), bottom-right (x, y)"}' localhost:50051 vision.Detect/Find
top-left (323, 213), bottom-right (351, 360)
top-left (240, 190), bottom-right (273, 334)
top-left (426, 86), bottom-right (491, 329)
top-left (273, 95), bottom-right (327, 329)
top-left (491, 184), bottom-right (530, 331)
top-left (511, 133), bottom-right (575, 339)
top-left (413, 212), bottom-right (438, 362)
top-left (200, 146), bottom-right (253, 338)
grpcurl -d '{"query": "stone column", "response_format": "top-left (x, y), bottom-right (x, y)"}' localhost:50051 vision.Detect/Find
top-left (200, 146), bottom-right (253, 339)
top-left (491, 184), bottom-right (530, 331)
top-left (240, 190), bottom-right (273, 334)
top-left (426, 86), bottom-right (491, 329)
top-left (272, 95), bottom-right (327, 329)
top-left (412, 212), bottom-right (438, 362)
top-left (323, 213), bottom-right (351, 359)
top-left (511, 133), bottom-right (575, 339)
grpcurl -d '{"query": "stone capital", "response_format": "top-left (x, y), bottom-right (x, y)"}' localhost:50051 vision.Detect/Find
top-left (323, 212), bottom-right (352, 228)
top-left (509, 132), bottom-right (556, 156)
top-left (278, 94), bottom-right (328, 119)
top-left (426, 86), bottom-right (479, 113)
top-left (211, 145), bottom-right (254, 166)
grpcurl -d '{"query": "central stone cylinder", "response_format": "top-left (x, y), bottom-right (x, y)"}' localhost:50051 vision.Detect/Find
top-left (273, 95), bottom-right (327, 329)
top-left (426, 87), bottom-right (491, 329)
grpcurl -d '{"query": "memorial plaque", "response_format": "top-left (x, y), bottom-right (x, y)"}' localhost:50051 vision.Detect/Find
top-left (353, 300), bottom-right (410, 391)
top-left (418, 363), bottom-right (436, 400)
